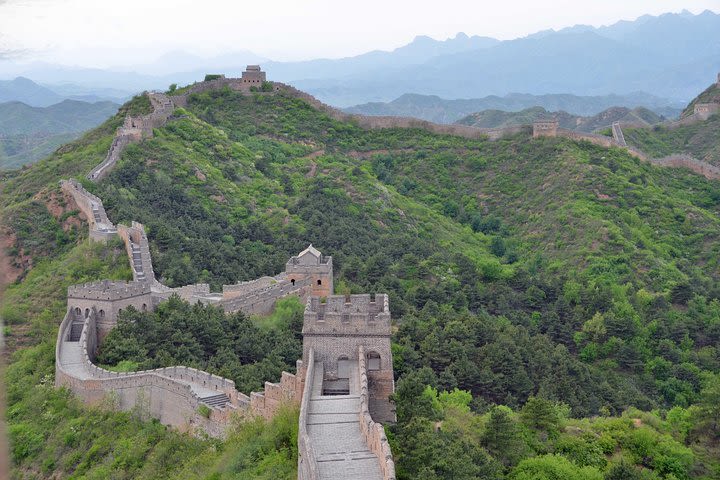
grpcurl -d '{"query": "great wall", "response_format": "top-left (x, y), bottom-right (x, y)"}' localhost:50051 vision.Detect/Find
top-left (53, 67), bottom-right (720, 480)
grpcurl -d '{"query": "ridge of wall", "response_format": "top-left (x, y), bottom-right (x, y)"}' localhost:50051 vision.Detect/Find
top-left (358, 346), bottom-right (396, 480)
top-left (170, 79), bottom-right (720, 181)
top-left (88, 92), bottom-right (175, 181)
top-left (650, 154), bottom-right (720, 180)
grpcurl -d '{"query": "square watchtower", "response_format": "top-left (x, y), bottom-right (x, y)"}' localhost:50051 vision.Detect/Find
top-left (285, 244), bottom-right (333, 297)
top-left (241, 65), bottom-right (266, 85)
top-left (302, 294), bottom-right (395, 422)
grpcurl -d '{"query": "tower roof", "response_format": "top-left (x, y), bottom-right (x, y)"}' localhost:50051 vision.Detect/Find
top-left (298, 244), bottom-right (321, 258)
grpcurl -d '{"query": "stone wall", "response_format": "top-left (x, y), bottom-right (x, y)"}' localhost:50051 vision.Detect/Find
top-left (221, 276), bottom-right (313, 315)
top-left (358, 346), bottom-right (396, 480)
top-left (297, 349), bottom-right (320, 480)
top-left (55, 303), bottom-right (304, 438)
top-left (60, 179), bottom-right (117, 242)
top-left (87, 92), bottom-right (174, 182)
top-left (651, 154), bottom-right (720, 180)
top-left (278, 84), bottom-right (526, 140)
top-left (222, 276), bottom-right (277, 299)
top-left (249, 364), bottom-right (305, 419)
top-left (117, 222), bottom-right (157, 285)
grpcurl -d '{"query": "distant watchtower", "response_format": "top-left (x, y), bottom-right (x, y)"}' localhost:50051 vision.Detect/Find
top-left (285, 245), bottom-right (333, 297)
top-left (302, 294), bottom-right (395, 422)
top-left (241, 65), bottom-right (266, 86)
top-left (533, 118), bottom-right (559, 138)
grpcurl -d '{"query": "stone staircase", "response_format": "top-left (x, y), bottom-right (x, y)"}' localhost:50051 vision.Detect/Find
top-left (130, 241), bottom-right (146, 282)
top-left (612, 122), bottom-right (627, 147)
top-left (67, 322), bottom-right (84, 342)
top-left (199, 393), bottom-right (231, 408)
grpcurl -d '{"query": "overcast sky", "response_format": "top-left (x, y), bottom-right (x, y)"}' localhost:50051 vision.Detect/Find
top-left (0, 0), bottom-right (718, 67)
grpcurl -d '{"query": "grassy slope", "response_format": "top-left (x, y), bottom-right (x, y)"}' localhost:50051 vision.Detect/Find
top-left (624, 115), bottom-right (720, 166)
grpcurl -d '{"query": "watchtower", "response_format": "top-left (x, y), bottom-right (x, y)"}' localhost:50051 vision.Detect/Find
top-left (67, 280), bottom-right (152, 340)
top-left (302, 294), bottom-right (395, 422)
top-left (241, 65), bottom-right (266, 86)
top-left (533, 118), bottom-right (559, 138)
top-left (694, 103), bottom-right (720, 120)
top-left (285, 245), bottom-right (333, 297)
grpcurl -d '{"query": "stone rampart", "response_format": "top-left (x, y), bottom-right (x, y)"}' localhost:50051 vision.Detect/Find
top-left (68, 280), bottom-right (150, 301)
top-left (55, 304), bottom-right (302, 438)
top-left (611, 122), bottom-right (626, 147)
top-left (297, 348), bottom-right (320, 480)
top-left (278, 84), bottom-right (526, 140)
top-left (222, 276), bottom-right (278, 299)
top-left (221, 276), bottom-right (313, 315)
top-left (87, 92), bottom-right (175, 182)
top-left (60, 179), bottom-right (117, 242)
top-left (358, 346), bottom-right (396, 480)
top-left (650, 154), bottom-right (720, 180)
top-left (249, 363), bottom-right (304, 419)
top-left (117, 222), bottom-right (157, 286)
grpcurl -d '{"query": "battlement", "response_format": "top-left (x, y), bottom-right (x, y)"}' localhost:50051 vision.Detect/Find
top-left (68, 280), bottom-right (150, 301)
top-left (303, 294), bottom-right (391, 336)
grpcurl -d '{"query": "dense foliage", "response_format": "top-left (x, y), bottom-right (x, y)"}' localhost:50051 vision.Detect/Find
top-left (97, 297), bottom-right (304, 394)
top-left (3, 86), bottom-right (720, 478)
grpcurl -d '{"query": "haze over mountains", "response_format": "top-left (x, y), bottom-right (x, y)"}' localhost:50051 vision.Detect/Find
top-left (1, 9), bottom-right (717, 108)
top-left (345, 92), bottom-right (684, 124)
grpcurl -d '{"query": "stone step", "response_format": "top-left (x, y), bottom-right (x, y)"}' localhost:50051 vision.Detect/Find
top-left (200, 393), bottom-right (230, 408)
top-left (68, 323), bottom-right (83, 342)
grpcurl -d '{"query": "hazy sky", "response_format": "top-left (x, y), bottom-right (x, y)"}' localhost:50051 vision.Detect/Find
top-left (0, 0), bottom-right (718, 66)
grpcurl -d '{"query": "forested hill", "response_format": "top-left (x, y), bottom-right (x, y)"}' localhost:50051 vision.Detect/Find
top-left (3, 86), bottom-right (720, 479)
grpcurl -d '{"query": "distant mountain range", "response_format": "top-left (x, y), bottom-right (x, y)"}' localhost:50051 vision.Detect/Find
top-left (0, 77), bottom-right (129, 107)
top-left (0, 10), bottom-right (717, 107)
top-left (456, 106), bottom-right (664, 132)
top-left (0, 99), bottom-right (119, 169)
top-left (345, 92), bottom-right (683, 124)
top-left (291, 10), bottom-right (720, 106)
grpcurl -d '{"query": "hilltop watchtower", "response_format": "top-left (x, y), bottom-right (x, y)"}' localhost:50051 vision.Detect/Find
top-left (241, 65), bottom-right (266, 86)
top-left (533, 118), bottom-right (559, 138)
top-left (302, 294), bottom-right (395, 422)
top-left (285, 245), bottom-right (333, 297)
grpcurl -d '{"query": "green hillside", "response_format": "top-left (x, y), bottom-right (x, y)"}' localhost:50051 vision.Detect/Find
top-left (624, 115), bottom-right (720, 166)
top-left (681, 83), bottom-right (720, 118)
top-left (457, 106), bottom-right (664, 133)
top-left (3, 87), bottom-right (720, 479)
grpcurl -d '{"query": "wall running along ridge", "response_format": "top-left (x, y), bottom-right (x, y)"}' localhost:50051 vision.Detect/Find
top-left (170, 77), bottom-right (719, 181)
top-left (87, 92), bottom-right (175, 181)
